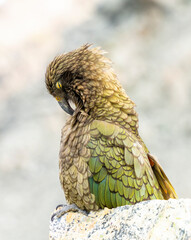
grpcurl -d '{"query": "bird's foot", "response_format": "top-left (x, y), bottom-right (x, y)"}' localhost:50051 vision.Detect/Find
top-left (51, 204), bottom-right (88, 221)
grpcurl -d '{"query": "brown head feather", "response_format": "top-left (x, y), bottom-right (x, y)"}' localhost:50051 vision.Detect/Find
top-left (45, 44), bottom-right (138, 133)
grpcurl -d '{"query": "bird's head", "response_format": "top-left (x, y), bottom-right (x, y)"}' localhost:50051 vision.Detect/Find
top-left (45, 44), bottom-right (118, 116)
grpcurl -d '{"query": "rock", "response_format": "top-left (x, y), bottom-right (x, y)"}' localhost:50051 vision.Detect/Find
top-left (49, 199), bottom-right (191, 240)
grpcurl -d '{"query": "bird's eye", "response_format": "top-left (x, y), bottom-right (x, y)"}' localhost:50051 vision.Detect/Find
top-left (56, 81), bottom-right (62, 89)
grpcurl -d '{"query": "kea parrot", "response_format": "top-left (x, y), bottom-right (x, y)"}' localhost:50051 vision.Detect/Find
top-left (45, 44), bottom-right (177, 212)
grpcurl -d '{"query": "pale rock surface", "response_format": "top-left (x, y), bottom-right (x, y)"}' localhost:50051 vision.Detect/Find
top-left (49, 199), bottom-right (191, 240)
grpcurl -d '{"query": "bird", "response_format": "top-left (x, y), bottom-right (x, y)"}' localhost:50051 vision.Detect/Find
top-left (45, 44), bottom-right (177, 212)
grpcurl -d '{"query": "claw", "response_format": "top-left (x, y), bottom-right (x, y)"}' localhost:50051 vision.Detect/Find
top-left (56, 204), bottom-right (64, 210)
top-left (51, 204), bottom-right (88, 221)
top-left (51, 212), bottom-right (57, 222)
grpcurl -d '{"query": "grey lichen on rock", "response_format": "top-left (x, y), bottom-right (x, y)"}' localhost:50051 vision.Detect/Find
top-left (49, 199), bottom-right (191, 240)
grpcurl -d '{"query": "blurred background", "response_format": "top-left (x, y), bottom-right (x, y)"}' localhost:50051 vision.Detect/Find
top-left (0, 0), bottom-right (191, 239)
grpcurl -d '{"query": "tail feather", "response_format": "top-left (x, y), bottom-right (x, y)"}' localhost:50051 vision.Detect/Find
top-left (148, 153), bottom-right (178, 199)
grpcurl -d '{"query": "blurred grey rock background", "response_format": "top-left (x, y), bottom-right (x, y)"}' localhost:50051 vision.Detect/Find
top-left (0, 0), bottom-right (191, 239)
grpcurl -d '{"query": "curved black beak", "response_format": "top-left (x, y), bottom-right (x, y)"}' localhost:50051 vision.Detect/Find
top-left (58, 98), bottom-right (74, 115)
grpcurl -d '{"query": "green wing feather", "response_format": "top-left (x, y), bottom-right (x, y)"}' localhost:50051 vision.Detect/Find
top-left (87, 120), bottom-right (175, 209)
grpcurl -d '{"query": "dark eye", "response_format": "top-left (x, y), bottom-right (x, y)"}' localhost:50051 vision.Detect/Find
top-left (56, 81), bottom-right (62, 89)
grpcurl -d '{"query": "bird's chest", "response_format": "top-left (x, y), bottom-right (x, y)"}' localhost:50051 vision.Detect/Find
top-left (59, 118), bottom-right (97, 209)
top-left (59, 119), bottom-right (91, 168)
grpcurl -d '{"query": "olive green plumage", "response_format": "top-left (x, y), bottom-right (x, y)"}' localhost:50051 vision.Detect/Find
top-left (45, 44), bottom-right (177, 211)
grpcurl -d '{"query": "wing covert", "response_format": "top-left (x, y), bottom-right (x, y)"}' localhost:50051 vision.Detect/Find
top-left (87, 120), bottom-right (163, 208)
